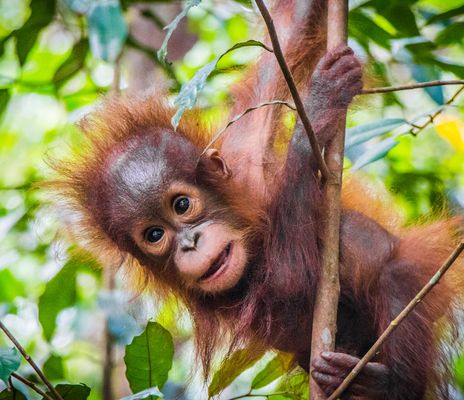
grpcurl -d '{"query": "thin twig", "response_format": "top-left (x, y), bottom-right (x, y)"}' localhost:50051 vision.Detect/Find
top-left (361, 80), bottom-right (464, 94)
top-left (226, 391), bottom-right (288, 400)
top-left (0, 321), bottom-right (63, 400)
top-left (411, 85), bottom-right (464, 136)
top-left (11, 372), bottom-right (55, 400)
top-left (200, 100), bottom-right (296, 155)
top-left (328, 241), bottom-right (464, 400)
top-left (254, 0), bottom-right (329, 180)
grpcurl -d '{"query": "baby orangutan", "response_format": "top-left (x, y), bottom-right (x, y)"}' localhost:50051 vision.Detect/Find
top-left (50, 0), bottom-right (463, 398)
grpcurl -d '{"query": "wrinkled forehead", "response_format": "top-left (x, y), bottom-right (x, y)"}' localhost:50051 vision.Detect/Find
top-left (108, 130), bottom-right (199, 210)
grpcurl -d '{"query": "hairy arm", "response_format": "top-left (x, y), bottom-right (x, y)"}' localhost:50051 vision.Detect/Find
top-left (287, 46), bottom-right (362, 172)
top-left (220, 0), bottom-right (327, 194)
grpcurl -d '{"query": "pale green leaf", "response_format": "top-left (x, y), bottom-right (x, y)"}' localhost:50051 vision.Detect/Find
top-left (0, 348), bottom-right (20, 384)
top-left (157, 0), bottom-right (201, 65)
top-left (352, 137), bottom-right (400, 170)
top-left (172, 40), bottom-right (271, 128)
top-left (346, 118), bottom-right (406, 149)
top-left (87, 0), bottom-right (128, 62)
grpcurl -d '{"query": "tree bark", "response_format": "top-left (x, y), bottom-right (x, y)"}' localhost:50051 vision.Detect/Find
top-left (309, 1), bottom-right (348, 398)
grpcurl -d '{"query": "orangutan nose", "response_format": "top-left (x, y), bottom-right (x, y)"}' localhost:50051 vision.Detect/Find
top-left (180, 230), bottom-right (200, 252)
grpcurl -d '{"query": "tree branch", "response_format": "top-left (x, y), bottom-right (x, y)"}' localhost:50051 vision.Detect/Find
top-left (254, 0), bottom-right (329, 180)
top-left (11, 372), bottom-right (55, 400)
top-left (101, 65), bottom-right (121, 400)
top-left (328, 241), bottom-right (464, 400)
top-left (0, 321), bottom-right (64, 400)
top-left (410, 85), bottom-right (464, 136)
top-left (201, 100), bottom-right (296, 155)
top-left (361, 80), bottom-right (464, 95)
top-left (309, 1), bottom-right (348, 399)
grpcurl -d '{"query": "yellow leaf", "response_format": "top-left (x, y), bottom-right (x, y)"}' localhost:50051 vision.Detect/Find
top-left (434, 114), bottom-right (464, 150)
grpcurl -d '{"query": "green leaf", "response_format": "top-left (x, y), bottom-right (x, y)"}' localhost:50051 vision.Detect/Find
top-left (44, 384), bottom-right (91, 400)
top-left (172, 40), bottom-right (271, 128)
top-left (382, 5), bottom-right (419, 37)
top-left (352, 137), bottom-right (400, 170)
top-left (43, 354), bottom-right (65, 380)
top-left (277, 370), bottom-right (308, 400)
top-left (87, 0), bottom-right (128, 62)
top-left (0, 269), bottom-right (24, 302)
top-left (346, 118), bottom-right (407, 149)
top-left (0, 390), bottom-right (27, 400)
top-left (455, 355), bottom-right (464, 391)
top-left (429, 57), bottom-right (464, 78)
top-left (124, 322), bottom-right (174, 397)
top-left (15, 0), bottom-right (56, 65)
top-left (208, 349), bottom-right (263, 397)
top-left (251, 353), bottom-right (293, 390)
top-left (348, 10), bottom-right (393, 49)
top-left (435, 22), bottom-right (464, 45)
top-left (38, 260), bottom-right (78, 341)
top-left (408, 64), bottom-right (444, 104)
top-left (0, 89), bottom-right (9, 118)
top-left (120, 387), bottom-right (164, 400)
top-left (157, 0), bottom-right (202, 65)
top-left (0, 348), bottom-right (20, 384)
top-left (53, 39), bottom-right (89, 89)
top-left (426, 5), bottom-right (464, 25)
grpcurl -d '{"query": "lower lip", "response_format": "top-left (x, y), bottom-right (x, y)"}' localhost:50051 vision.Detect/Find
top-left (201, 242), bottom-right (233, 283)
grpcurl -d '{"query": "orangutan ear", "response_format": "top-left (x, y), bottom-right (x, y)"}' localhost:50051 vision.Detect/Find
top-left (201, 149), bottom-right (231, 179)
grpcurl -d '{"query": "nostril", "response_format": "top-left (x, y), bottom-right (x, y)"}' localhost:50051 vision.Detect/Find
top-left (193, 231), bottom-right (200, 246)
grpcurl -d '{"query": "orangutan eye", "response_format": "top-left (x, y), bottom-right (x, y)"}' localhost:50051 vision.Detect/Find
top-left (174, 196), bottom-right (190, 215)
top-left (145, 227), bottom-right (164, 243)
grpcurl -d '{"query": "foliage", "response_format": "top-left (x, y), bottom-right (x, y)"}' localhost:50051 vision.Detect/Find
top-left (0, 0), bottom-right (463, 399)
top-left (124, 322), bottom-right (173, 397)
top-left (0, 348), bottom-right (20, 384)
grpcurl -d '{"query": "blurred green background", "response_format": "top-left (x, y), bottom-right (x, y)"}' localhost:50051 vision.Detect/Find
top-left (0, 0), bottom-right (463, 399)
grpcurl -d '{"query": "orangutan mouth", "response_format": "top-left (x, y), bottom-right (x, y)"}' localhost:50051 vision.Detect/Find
top-left (199, 242), bottom-right (233, 282)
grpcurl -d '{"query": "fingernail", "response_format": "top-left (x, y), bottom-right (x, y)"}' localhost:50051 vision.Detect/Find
top-left (321, 352), bottom-right (330, 358)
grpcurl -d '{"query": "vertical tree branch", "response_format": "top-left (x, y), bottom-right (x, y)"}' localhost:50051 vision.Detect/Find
top-left (101, 61), bottom-right (121, 400)
top-left (309, 1), bottom-right (348, 399)
top-left (102, 269), bottom-right (115, 400)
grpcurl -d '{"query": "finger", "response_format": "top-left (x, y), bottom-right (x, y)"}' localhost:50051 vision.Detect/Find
top-left (320, 352), bottom-right (361, 369)
top-left (312, 357), bottom-right (344, 376)
top-left (336, 66), bottom-right (363, 86)
top-left (329, 55), bottom-right (362, 76)
top-left (318, 46), bottom-right (354, 70)
top-left (311, 371), bottom-right (342, 393)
